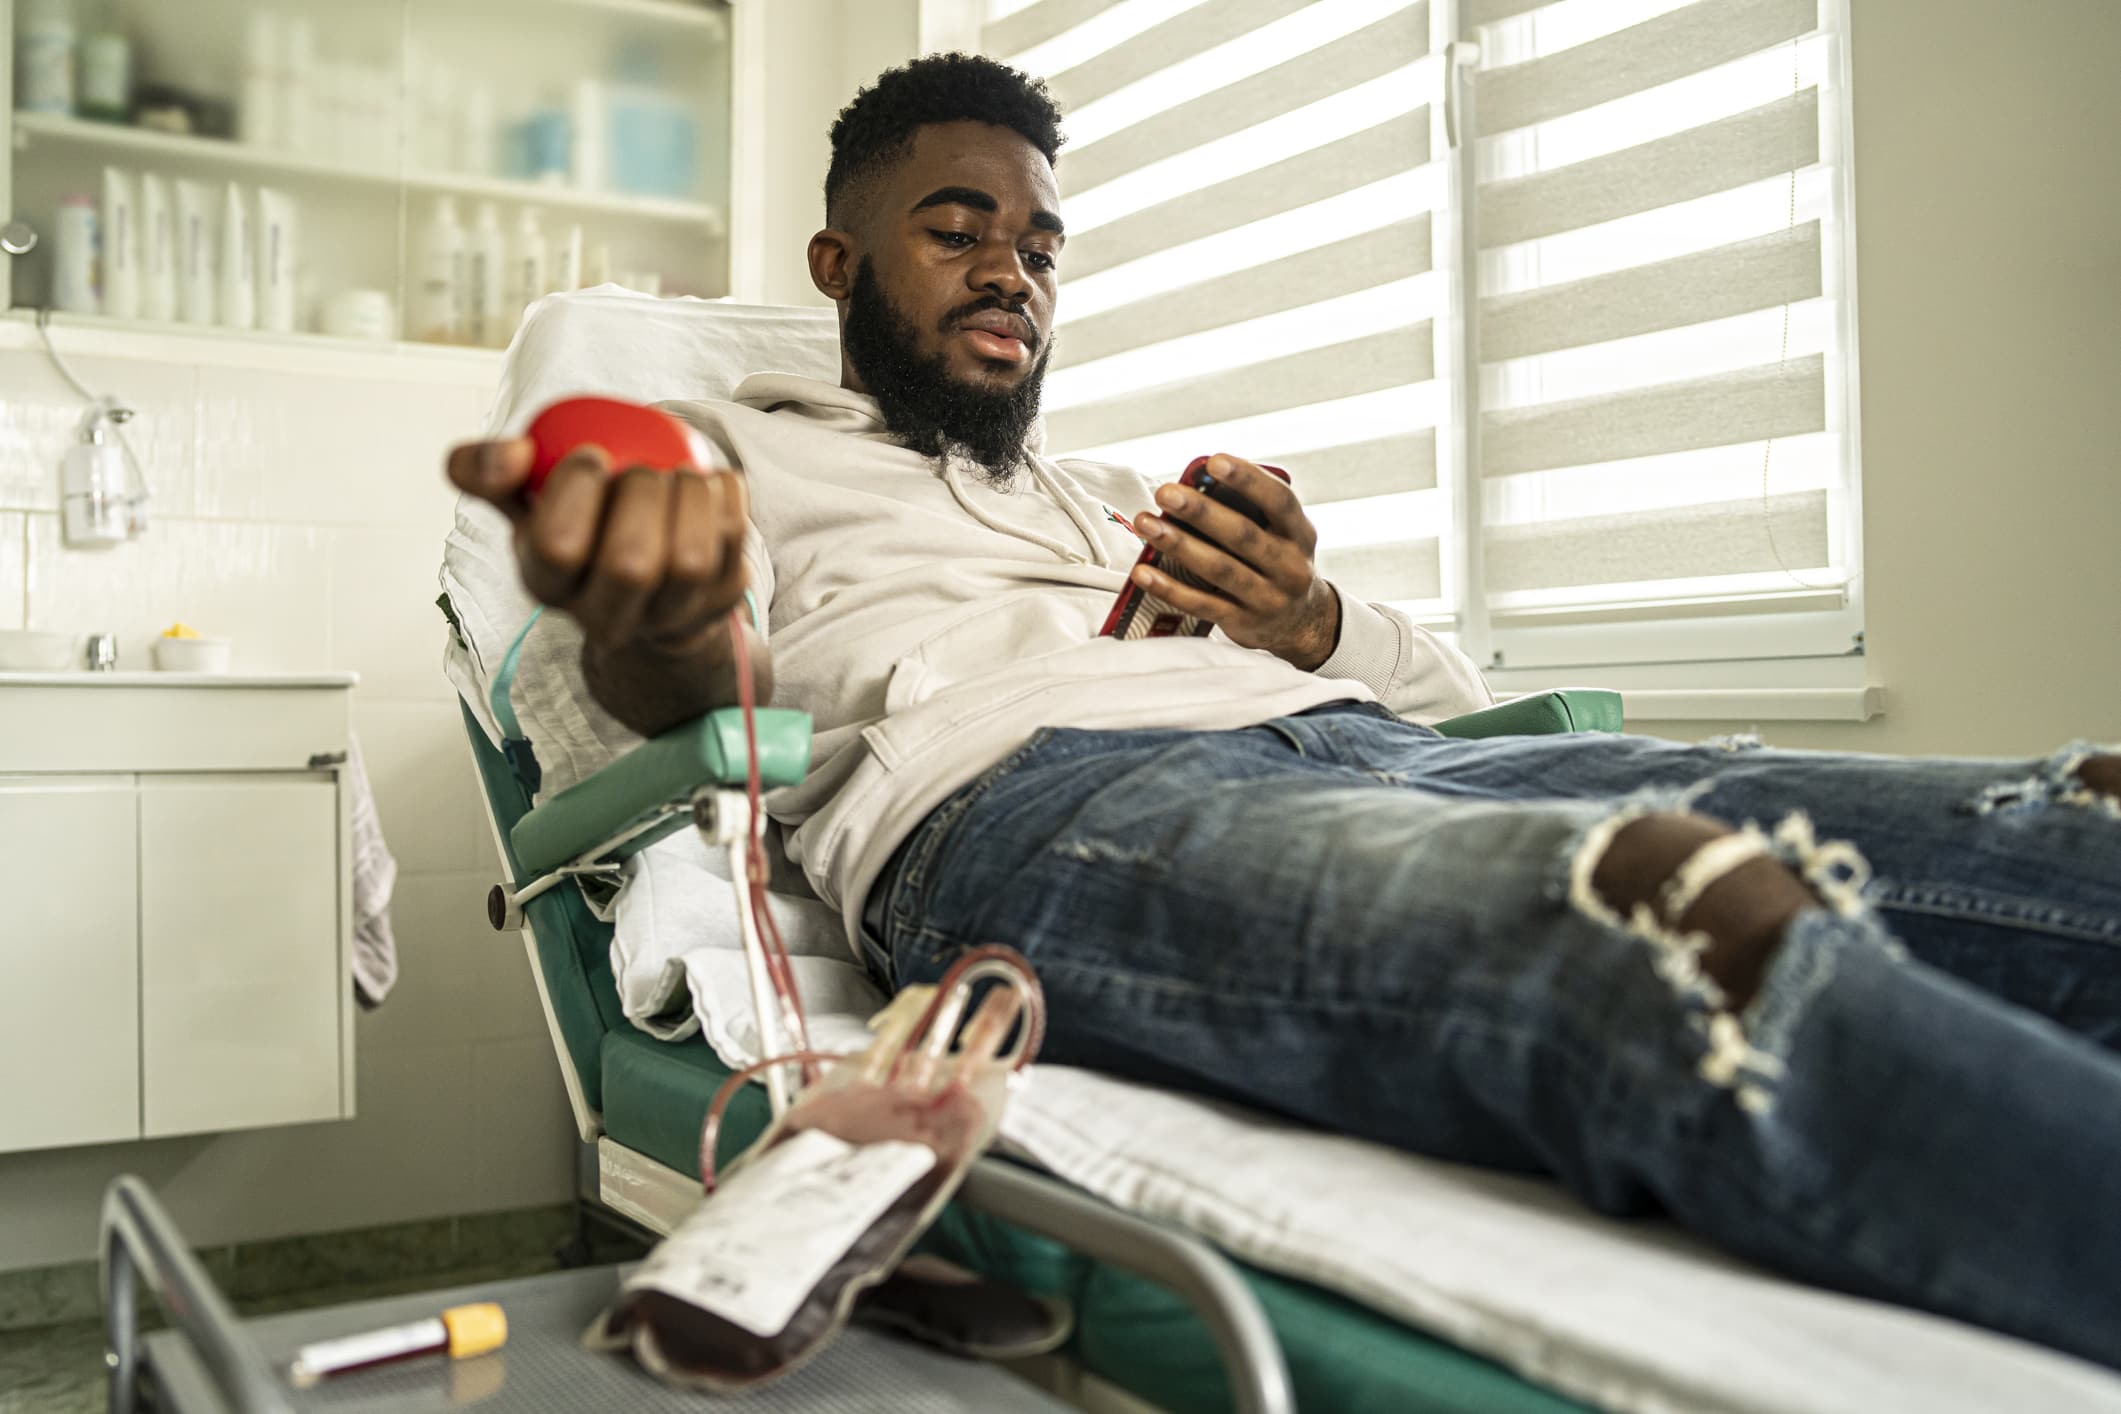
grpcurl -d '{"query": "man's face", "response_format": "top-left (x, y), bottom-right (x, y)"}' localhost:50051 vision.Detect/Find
top-left (862, 120), bottom-right (1063, 392)
top-left (828, 121), bottom-right (1065, 479)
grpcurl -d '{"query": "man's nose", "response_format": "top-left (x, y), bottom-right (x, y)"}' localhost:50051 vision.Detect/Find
top-left (970, 244), bottom-right (1033, 304)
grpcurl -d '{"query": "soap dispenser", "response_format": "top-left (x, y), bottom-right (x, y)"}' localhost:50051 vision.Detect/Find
top-left (62, 399), bottom-right (148, 547)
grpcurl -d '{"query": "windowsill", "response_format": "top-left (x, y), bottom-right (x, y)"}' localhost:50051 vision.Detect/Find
top-left (1610, 687), bottom-right (1884, 722)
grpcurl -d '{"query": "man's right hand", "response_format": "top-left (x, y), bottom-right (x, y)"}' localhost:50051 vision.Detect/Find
top-left (446, 437), bottom-right (767, 735)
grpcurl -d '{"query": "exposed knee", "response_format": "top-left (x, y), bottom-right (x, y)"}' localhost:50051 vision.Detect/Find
top-left (2075, 753), bottom-right (2121, 801)
top-left (1588, 812), bottom-right (1816, 1011)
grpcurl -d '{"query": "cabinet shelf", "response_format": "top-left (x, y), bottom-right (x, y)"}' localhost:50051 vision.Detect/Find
top-left (537, 0), bottom-right (728, 30)
top-left (13, 112), bottom-right (725, 230)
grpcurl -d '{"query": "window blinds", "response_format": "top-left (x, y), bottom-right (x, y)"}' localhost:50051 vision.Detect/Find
top-left (983, 0), bottom-right (1860, 667)
top-left (1464, 0), bottom-right (1859, 665)
top-left (986, 0), bottom-right (1454, 615)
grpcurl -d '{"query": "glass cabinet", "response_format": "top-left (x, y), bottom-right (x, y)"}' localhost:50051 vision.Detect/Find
top-left (5, 0), bottom-right (732, 349)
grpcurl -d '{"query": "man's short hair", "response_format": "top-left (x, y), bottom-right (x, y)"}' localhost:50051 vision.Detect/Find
top-left (826, 53), bottom-right (1066, 226)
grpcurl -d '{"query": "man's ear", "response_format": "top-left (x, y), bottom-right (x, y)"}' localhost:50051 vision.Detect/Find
top-left (809, 229), bottom-right (856, 302)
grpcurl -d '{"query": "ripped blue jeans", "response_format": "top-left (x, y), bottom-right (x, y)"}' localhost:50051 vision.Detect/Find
top-left (870, 701), bottom-right (2121, 1370)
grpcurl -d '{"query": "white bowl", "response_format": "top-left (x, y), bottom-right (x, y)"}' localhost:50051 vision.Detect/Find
top-left (0, 630), bottom-right (80, 671)
top-left (152, 636), bottom-right (233, 673)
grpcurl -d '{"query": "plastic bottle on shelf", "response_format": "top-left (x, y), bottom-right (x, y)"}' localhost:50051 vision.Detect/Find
top-left (100, 168), bottom-right (139, 320)
top-left (53, 194), bottom-right (99, 315)
top-left (176, 179), bottom-right (216, 324)
top-left (511, 208), bottom-right (548, 329)
top-left (588, 241), bottom-right (615, 290)
top-left (19, 0), bottom-right (77, 117)
top-left (554, 223), bottom-right (585, 293)
top-left (412, 197), bottom-right (465, 345)
top-left (218, 181), bottom-right (256, 329)
top-left (240, 11), bottom-right (281, 147)
top-left (281, 15), bottom-right (317, 154)
top-left (79, 32), bottom-right (130, 123)
top-left (141, 173), bottom-right (177, 322)
top-left (469, 202), bottom-right (507, 348)
top-left (257, 188), bottom-right (298, 333)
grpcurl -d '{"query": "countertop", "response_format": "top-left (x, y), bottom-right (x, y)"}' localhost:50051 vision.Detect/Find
top-left (0, 671), bottom-right (360, 689)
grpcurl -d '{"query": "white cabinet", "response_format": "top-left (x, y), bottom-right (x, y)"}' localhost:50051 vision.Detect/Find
top-left (0, 673), bottom-right (356, 1155)
top-left (140, 774), bottom-right (342, 1137)
top-left (3, 0), bottom-right (733, 348)
top-left (0, 775), bottom-right (139, 1151)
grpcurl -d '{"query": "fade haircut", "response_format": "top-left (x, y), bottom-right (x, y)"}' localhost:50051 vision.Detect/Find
top-left (825, 53), bottom-right (1066, 228)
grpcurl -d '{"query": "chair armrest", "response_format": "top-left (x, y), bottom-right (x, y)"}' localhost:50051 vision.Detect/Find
top-left (510, 707), bottom-right (813, 877)
top-left (1431, 689), bottom-right (1623, 739)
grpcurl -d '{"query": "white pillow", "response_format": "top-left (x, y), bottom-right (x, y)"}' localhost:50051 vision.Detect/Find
top-left (438, 288), bottom-right (859, 1048)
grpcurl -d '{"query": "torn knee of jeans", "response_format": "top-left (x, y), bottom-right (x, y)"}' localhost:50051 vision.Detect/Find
top-left (1964, 742), bottom-right (2121, 819)
top-left (1567, 806), bottom-right (1868, 1114)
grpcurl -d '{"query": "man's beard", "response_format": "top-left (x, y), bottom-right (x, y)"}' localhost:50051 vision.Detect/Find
top-left (842, 257), bottom-right (1051, 487)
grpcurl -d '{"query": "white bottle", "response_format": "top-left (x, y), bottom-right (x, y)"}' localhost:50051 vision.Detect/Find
top-left (175, 179), bottom-right (215, 324)
top-left (412, 196), bottom-right (464, 344)
top-left (468, 202), bottom-right (507, 347)
top-left (256, 187), bottom-right (297, 333)
top-left (53, 194), bottom-right (99, 314)
top-left (141, 173), bottom-right (176, 321)
top-left (510, 207), bottom-right (548, 329)
top-left (19, 0), bottom-right (77, 116)
top-left (240, 10), bottom-right (281, 148)
top-left (218, 181), bottom-right (255, 329)
top-left (554, 222), bottom-right (585, 293)
top-left (588, 240), bottom-right (614, 289)
top-left (100, 167), bottom-right (140, 320)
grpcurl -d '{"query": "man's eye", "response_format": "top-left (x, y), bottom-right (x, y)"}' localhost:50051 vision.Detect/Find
top-left (932, 231), bottom-right (976, 247)
top-left (1023, 251), bottom-right (1056, 272)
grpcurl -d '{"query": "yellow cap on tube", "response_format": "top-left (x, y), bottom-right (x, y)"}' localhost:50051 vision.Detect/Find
top-left (440, 1302), bottom-right (509, 1359)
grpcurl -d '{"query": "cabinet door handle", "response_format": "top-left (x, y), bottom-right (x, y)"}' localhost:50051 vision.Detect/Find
top-left (307, 751), bottom-right (348, 769)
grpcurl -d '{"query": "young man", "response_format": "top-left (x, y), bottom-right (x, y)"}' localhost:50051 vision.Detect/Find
top-left (449, 55), bottom-right (2121, 1370)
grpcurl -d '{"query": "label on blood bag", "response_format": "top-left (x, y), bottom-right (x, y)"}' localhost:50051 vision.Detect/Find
top-left (624, 1129), bottom-right (934, 1338)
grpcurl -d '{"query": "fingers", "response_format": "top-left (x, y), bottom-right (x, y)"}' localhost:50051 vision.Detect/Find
top-left (1150, 480), bottom-right (1308, 588)
top-left (446, 437), bottom-right (537, 521)
top-left (518, 446), bottom-right (613, 604)
top-left (571, 466), bottom-right (677, 646)
top-left (1134, 512), bottom-right (1274, 607)
top-left (639, 471), bottom-right (752, 653)
top-left (1205, 453), bottom-right (1314, 556)
top-left (1130, 561), bottom-right (1236, 628)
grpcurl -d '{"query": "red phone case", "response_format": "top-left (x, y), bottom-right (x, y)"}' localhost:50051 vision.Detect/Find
top-left (1098, 458), bottom-right (1290, 641)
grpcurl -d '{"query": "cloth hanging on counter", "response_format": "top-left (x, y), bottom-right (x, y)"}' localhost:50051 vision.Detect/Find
top-left (347, 732), bottom-right (399, 1008)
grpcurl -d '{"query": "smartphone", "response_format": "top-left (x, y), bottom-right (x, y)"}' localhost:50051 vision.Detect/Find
top-left (1098, 457), bottom-right (1291, 641)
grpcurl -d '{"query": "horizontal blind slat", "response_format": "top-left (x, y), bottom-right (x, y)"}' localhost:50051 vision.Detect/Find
top-left (1279, 431), bottom-right (1438, 504)
top-left (1317, 537), bottom-right (1442, 602)
top-left (1482, 353), bottom-right (1825, 478)
top-left (1063, 5), bottom-right (1430, 196)
top-left (1049, 0), bottom-right (1316, 112)
top-left (1045, 326), bottom-right (1435, 451)
top-left (1057, 217), bottom-right (1432, 369)
top-left (1481, 220), bottom-right (1822, 362)
top-left (1464, 0), bottom-right (1547, 27)
top-left (1479, 88), bottom-right (1818, 249)
top-left (1068, 111), bottom-right (1431, 279)
top-left (1484, 490), bottom-right (1829, 591)
top-left (983, 0), bottom-right (1117, 62)
top-left (1477, 0), bottom-right (1819, 138)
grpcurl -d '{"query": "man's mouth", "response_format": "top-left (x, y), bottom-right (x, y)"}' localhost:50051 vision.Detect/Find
top-left (956, 310), bottom-right (1035, 365)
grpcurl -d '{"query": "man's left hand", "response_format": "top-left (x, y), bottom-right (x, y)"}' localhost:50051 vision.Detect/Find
top-left (1131, 453), bottom-right (1341, 672)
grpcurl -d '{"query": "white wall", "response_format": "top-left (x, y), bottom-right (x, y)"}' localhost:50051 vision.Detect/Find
top-left (1662, 0), bottom-right (2121, 757)
top-left (738, 0), bottom-right (921, 307)
top-left (0, 335), bottom-right (572, 1270)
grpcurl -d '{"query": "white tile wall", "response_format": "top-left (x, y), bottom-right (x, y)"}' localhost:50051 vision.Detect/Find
top-left (0, 514), bottom-right (23, 628)
top-left (0, 344), bottom-right (572, 1271)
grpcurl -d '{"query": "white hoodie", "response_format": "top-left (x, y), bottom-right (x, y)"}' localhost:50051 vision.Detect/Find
top-left (661, 373), bottom-right (1493, 943)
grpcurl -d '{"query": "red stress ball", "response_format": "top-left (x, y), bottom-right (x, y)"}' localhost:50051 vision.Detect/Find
top-left (524, 397), bottom-right (713, 497)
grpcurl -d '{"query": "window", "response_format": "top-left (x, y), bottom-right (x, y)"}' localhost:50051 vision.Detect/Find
top-left (968, 0), bottom-right (1864, 686)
